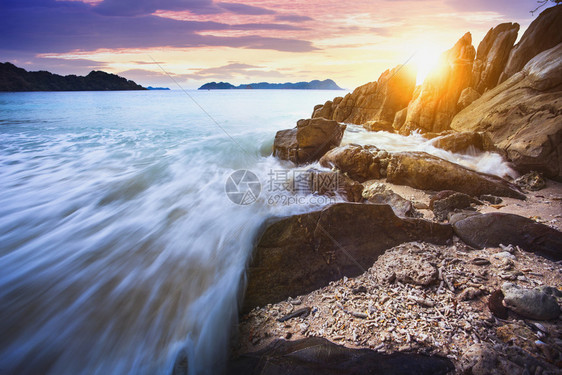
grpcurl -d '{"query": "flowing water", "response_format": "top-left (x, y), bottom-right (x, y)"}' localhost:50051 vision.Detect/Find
top-left (0, 90), bottom-right (516, 375)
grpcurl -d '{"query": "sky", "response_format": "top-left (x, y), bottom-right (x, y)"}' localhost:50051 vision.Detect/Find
top-left (0, 0), bottom-right (551, 89)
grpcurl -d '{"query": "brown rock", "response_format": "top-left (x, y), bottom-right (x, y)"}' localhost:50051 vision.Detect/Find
top-left (458, 287), bottom-right (482, 301)
top-left (472, 23), bottom-right (519, 93)
top-left (499, 5), bottom-right (562, 83)
top-left (431, 131), bottom-right (499, 154)
top-left (273, 118), bottom-right (346, 165)
top-left (319, 144), bottom-right (382, 182)
top-left (451, 43), bottom-right (562, 180)
top-left (312, 65), bottom-right (416, 127)
top-left (458, 344), bottom-right (500, 375)
top-left (396, 33), bottom-right (476, 134)
top-left (386, 152), bottom-right (525, 199)
top-left (457, 87), bottom-right (481, 111)
top-left (243, 203), bottom-right (452, 311)
top-left (452, 213), bottom-right (562, 260)
top-left (362, 182), bottom-right (418, 217)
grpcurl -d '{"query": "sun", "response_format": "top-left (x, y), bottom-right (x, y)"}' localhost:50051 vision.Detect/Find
top-left (411, 44), bottom-right (447, 85)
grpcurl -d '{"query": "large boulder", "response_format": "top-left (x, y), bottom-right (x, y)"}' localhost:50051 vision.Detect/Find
top-left (471, 23), bottom-right (519, 93)
top-left (312, 65), bottom-right (416, 128)
top-left (227, 337), bottom-right (454, 375)
top-left (386, 152), bottom-right (525, 199)
top-left (273, 118), bottom-right (346, 165)
top-left (319, 144), bottom-right (384, 182)
top-left (452, 213), bottom-right (562, 260)
top-left (499, 5), bottom-right (562, 83)
top-left (451, 43), bottom-right (562, 180)
top-left (457, 87), bottom-right (481, 111)
top-left (396, 33), bottom-right (476, 134)
top-left (243, 203), bottom-right (452, 311)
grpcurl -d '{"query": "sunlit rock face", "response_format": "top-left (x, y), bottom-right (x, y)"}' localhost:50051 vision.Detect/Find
top-left (312, 65), bottom-right (416, 129)
top-left (499, 5), bottom-right (562, 84)
top-left (395, 33), bottom-right (476, 135)
top-left (471, 23), bottom-right (520, 93)
top-left (451, 43), bottom-right (562, 181)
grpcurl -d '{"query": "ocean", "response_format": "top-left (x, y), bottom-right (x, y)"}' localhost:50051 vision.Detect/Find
top-left (0, 90), bottom-right (516, 375)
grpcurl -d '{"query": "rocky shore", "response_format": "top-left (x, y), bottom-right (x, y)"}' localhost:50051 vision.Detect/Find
top-left (228, 6), bottom-right (562, 375)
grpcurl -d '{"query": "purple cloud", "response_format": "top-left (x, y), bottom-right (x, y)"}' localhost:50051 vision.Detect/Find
top-left (274, 14), bottom-right (314, 22)
top-left (0, 0), bottom-right (316, 54)
top-left (217, 2), bottom-right (276, 15)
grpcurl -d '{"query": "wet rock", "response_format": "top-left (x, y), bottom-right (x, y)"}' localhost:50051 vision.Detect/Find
top-left (277, 307), bottom-right (311, 322)
top-left (501, 283), bottom-right (560, 320)
top-left (488, 289), bottom-right (508, 319)
top-left (306, 170), bottom-right (364, 202)
top-left (362, 182), bottom-right (418, 217)
top-left (472, 23), bottom-right (520, 93)
top-left (452, 213), bottom-right (562, 260)
top-left (243, 203), bottom-right (452, 311)
top-left (451, 43), bottom-right (562, 180)
top-left (480, 195), bottom-right (503, 204)
top-left (374, 247), bottom-right (438, 286)
top-left (515, 171), bottom-right (546, 191)
top-left (396, 33), bottom-right (475, 134)
top-left (312, 65), bottom-right (416, 127)
top-left (431, 192), bottom-right (482, 221)
top-left (228, 337), bottom-right (454, 375)
top-left (273, 118), bottom-right (346, 165)
top-left (430, 131), bottom-right (499, 155)
top-left (319, 144), bottom-right (382, 182)
top-left (499, 6), bottom-right (562, 83)
top-left (457, 87), bottom-right (481, 111)
top-left (386, 152), bottom-right (525, 199)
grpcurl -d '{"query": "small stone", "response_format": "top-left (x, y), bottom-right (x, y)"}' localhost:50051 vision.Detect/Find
top-left (472, 258), bottom-right (491, 266)
top-left (501, 283), bottom-right (561, 320)
top-left (352, 286), bottom-right (368, 294)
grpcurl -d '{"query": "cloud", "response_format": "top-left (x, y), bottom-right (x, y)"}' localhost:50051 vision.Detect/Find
top-left (0, 0), bottom-right (317, 54)
top-left (274, 14), bottom-right (314, 22)
top-left (217, 2), bottom-right (276, 15)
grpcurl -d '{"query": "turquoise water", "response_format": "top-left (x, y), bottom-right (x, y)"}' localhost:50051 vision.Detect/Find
top-left (0, 90), bottom-right (345, 375)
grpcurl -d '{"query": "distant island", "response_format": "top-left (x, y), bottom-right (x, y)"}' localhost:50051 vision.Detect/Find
top-left (198, 79), bottom-right (343, 90)
top-left (0, 62), bottom-right (146, 91)
top-left (147, 86), bottom-right (170, 90)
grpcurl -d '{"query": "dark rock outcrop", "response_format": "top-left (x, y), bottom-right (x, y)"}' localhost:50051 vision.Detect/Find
top-left (396, 33), bottom-right (476, 134)
top-left (386, 152), bottom-right (525, 199)
top-left (471, 23), bottom-right (519, 93)
top-left (431, 192), bottom-right (482, 221)
top-left (243, 203), bottom-right (452, 311)
top-left (200, 79), bottom-right (343, 90)
top-left (312, 65), bottom-right (416, 128)
top-left (319, 144), bottom-right (385, 182)
top-left (273, 118), bottom-right (346, 165)
top-left (452, 213), bottom-right (562, 260)
top-left (451, 43), bottom-right (562, 180)
top-left (227, 337), bottom-right (454, 375)
top-left (499, 5), bottom-right (562, 83)
top-left (0, 62), bottom-right (146, 91)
